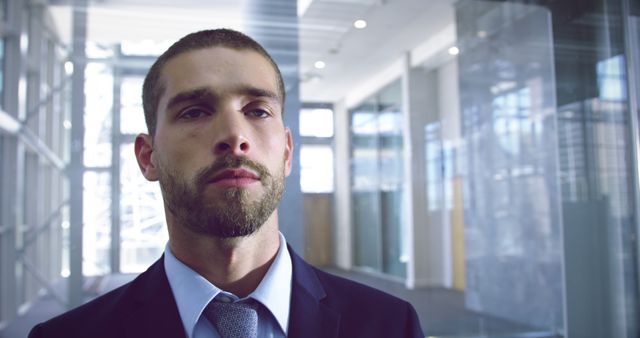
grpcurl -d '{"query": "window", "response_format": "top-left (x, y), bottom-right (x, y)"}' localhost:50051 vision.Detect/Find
top-left (299, 105), bottom-right (334, 193)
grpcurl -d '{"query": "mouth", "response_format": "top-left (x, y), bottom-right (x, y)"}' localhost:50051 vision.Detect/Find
top-left (208, 168), bottom-right (261, 188)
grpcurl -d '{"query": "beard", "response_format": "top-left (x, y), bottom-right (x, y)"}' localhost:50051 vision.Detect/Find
top-left (157, 154), bottom-right (285, 238)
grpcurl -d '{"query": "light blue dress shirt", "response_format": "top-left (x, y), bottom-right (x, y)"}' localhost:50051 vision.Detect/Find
top-left (164, 232), bottom-right (292, 338)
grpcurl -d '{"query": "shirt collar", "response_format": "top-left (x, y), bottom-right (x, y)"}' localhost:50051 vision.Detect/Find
top-left (248, 232), bottom-right (292, 334)
top-left (164, 232), bottom-right (292, 337)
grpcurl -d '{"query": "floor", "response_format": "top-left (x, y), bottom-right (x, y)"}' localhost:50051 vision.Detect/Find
top-left (0, 268), bottom-right (560, 338)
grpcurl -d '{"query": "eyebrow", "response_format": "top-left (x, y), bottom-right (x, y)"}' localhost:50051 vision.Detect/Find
top-left (166, 88), bottom-right (214, 111)
top-left (239, 86), bottom-right (280, 103)
top-left (165, 86), bottom-right (281, 111)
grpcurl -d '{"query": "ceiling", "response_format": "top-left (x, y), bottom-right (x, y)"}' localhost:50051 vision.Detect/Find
top-left (48, 0), bottom-right (456, 104)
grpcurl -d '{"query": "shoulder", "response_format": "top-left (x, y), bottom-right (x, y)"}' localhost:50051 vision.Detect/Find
top-left (28, 279), bottom-right (136, 338)
top-left (314, 267), bottom-right (415, 312)
top-left (312, 267), bottom-right (423, 337)
top-left (28, 259), bottom-right (167, 338)
top-left (289, 246), bottom-right (413, 311)
top-left (289, 248), bottom-right (423, 338)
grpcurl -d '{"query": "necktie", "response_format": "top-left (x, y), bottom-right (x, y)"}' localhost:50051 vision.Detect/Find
top-left (204, 299), bottom-right (259, 338)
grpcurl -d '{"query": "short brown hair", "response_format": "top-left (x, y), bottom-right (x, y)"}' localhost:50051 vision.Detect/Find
top-left (141, 28), bottom-right (285, 136)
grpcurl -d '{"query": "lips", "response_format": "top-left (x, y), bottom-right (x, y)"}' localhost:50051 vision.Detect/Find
top-left (208, 168), bottom-right (261, 187)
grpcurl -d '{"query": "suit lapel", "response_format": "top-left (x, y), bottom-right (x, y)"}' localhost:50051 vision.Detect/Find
top-left (123, 256), bottom-right (187, 338)
top-left (287, 246), bottom-right (340, 338)
top-left (118, 249), bottom-right (340, 338)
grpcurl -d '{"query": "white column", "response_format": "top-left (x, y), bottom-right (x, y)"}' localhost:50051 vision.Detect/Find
top-left (333, 99), bottom-right (353, 270)
top-left (403, 52), bottom-right (452, 288)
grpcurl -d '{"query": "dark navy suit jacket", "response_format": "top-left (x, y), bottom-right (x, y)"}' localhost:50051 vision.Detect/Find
top-left (29, 246), bottom-right (424, 338)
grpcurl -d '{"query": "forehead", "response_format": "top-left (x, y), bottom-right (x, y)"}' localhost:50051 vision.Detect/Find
top-left (159, 46), bottom-right (280, 103)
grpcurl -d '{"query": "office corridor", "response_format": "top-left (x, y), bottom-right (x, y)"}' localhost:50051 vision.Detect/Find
top-left (0, 1), bottom-right (638, 337)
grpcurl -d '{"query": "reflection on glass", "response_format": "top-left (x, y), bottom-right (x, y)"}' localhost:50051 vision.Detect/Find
top-left (423, 0), bottom-right (640, 336)
top-left (350, 79), bottom-right (406, 278)
top-left (597, 55), bottom-right (627, 101)
top-left (351, 98), bottom-right (382, 272)
top-left (457, 2), bottom-right (563, 334)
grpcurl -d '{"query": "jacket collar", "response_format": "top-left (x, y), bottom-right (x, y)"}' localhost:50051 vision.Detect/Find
top-left (118, 247), bottom-right (342, 338)
top-left (287, 245), bottom-right (341, 338)
top-left (123, 256), bottom-right (187, 338)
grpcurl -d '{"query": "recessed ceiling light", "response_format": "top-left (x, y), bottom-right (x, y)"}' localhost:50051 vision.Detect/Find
top-left (314, 61), bottom-right (326, 69)
top-left (354, 19), bottom-right (367, 29)
top-left (448, 46), bottom-right (460, 56)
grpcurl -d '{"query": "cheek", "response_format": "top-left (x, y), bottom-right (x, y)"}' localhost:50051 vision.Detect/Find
top-left (256, 127), bottom-right (281, 150)
top-left (155, 130), bottom-right (210, 172)
top-left (260, 132), bottom-right (288, 168)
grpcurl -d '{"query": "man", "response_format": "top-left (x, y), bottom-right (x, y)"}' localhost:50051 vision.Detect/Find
top-left (29, 29), bottom-right (424, 338)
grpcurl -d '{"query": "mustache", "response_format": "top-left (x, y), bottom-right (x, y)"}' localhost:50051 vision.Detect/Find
top-left (195, 155), bottom-right (270, 187)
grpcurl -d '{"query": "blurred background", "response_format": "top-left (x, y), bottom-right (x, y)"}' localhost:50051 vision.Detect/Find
top-left (0, 0), bottom-right (639, 337)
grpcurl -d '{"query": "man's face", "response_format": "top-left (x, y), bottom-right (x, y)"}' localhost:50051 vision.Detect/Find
top-left (144, 46), bottom-right (292, 238)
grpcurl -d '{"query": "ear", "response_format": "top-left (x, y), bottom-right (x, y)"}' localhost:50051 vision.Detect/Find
top-left (284, 127), bottom-right (293, 177)
top-left (134, 133), bottom-right (159, 181)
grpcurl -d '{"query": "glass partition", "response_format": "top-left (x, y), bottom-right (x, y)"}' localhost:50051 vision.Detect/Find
top-left (410, 0), bottom-right (640, 336)
top-left (350, 79), bottom-right (406, 278)
top-left (351, 97), bottom-right (383, 272)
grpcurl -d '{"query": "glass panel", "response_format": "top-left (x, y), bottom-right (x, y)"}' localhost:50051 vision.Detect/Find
top-left (300, 144), bottom-right (334, 193)
top-left (84, 62), bottom-right (112, 167)
top-left (455, 2), bottom-right (563, 335)
top-left (408, 0), bottom-right (639, 336)
top-left (378, 80), bottom-right (406, 278)
top-left (119, 143), bottom-right (167, 273)
top-left (351, 99), bottom-right (382, 272)
top-left (83, 171), bottom-right (111, 276)
top-left (350, 79), bottom-right (406, 278)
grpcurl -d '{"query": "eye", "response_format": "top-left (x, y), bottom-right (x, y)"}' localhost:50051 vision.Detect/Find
top-left (179, 107), bottom-right (210, 120)
top-left (245, 108), bottom-right (270, 119)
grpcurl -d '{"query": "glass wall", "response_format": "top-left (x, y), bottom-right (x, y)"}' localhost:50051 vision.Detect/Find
top-left (341, 0), bottom-right (639, 336)
top-left (456, 1), bottom-right (564, 333)
top-left (406, 0), bottom-right (639, 336)
top-left (0, 0), bottom-right (70, 329)
top-left (350, 79), bottom-right (407, 278)
top-left (83, 59), bottom-right (113, 275)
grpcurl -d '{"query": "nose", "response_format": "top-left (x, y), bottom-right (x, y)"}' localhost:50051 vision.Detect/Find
top-left (213, 112), bottom-right (251, 156)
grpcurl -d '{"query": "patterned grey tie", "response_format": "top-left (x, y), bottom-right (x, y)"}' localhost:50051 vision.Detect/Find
top-left (204, 299), bottom-right (259, 338)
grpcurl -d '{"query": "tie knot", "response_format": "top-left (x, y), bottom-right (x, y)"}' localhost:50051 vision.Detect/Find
top-left (204, 299), bottom-right (259, 338)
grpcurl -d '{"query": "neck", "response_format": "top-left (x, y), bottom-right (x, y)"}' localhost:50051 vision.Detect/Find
top-left (168, 213), bottom-right (281, 298)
